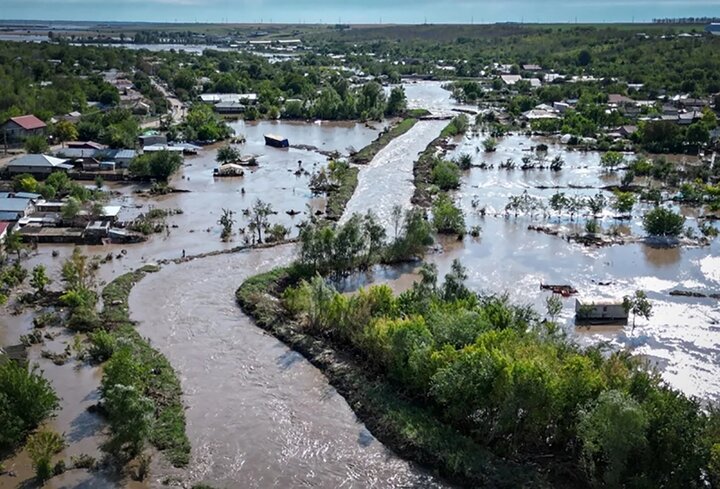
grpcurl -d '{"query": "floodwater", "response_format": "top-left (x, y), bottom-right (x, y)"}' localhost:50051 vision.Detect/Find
top-left (2, 80), bottom-right (720, 487)
top-left (128, 246), bottom-right (447, 488)
top-left (341, 119), bottom-right (447, 231)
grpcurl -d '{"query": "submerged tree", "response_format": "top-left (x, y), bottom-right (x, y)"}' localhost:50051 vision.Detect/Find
top-left (247, 199), bottom-right (273, 244)
top-left (218, 208), bottom-right (235, 241)
top-left (623, 290), bottom-right (653, 328)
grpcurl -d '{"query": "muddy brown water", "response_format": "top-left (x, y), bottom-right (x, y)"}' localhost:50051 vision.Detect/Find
top-left (128, 246), bottom-right (447, 488)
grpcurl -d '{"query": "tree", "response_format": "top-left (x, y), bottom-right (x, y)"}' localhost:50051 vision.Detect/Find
top-left (600, 151), bottom-right (624, 172)
top-left (623, 290), bottom-right (653, 328)
top-left (129, 151), bottom-right (183, 181)
top-left (546, 295), bottom-right (563, 322)
top-left (432, 194), bottom-right (465, 236)
top-left (30, 265), bottom-right (51, 294)
top-left (577, 49), bottom-right (592, 66)
top-left (643, 206), bottom-right (685, 237)
top-left (579, 390), bottom-right (648, 486)
top-left (26, 430), bottom-right (64, 482)
top-left (4, 230), bottom-right (26, 260)
top-left (386, 86), bottom-right (407, 116)
top-left (431, 161), bottom-right (461, 191)
top-left (24, 135), bottom-right (49, 154)
top-left (586, 192), bottom-right (607, 217)
top-left (612, 191), bottom-right (636, 217)
top-left (549, 192), bottom-right (568, 216)
top-left (247, 199), bottom-right (273, 243)
top-left (53, 120), bottom-right (78, 147)
top-left (216, 145), bottom-right (241, 164)
top-left (61, 197), bottom-right (81, 221)
top-left (218, 208), bottom-right (235, 241)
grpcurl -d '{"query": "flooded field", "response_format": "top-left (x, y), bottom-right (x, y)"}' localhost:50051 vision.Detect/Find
top-left (129, 246), bottom-right (447, 488)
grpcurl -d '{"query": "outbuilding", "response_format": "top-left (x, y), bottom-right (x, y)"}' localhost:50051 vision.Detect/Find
top-left (575, 298), bottom-right (628, 325)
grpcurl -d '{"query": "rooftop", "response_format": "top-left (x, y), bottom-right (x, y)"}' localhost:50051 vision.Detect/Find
top-left (6, 114), bottom-right (46, 131)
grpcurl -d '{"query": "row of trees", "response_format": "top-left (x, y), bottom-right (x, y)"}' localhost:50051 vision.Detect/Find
top-left (278, 259), bottom-right (720, 487)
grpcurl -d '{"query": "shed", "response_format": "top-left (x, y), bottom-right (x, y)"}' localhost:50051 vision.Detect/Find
top-left (575, 298), bottom-right (628, 325)
top-left (264, 134), bottom-right (289, 148)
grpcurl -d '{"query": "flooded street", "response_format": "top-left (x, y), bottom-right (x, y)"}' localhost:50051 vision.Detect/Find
top-left (129, 246), bottom-right (447, 488)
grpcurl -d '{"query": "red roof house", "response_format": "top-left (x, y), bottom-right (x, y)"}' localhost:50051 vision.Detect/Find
top-left (1, 115), bottom-right (47, 143)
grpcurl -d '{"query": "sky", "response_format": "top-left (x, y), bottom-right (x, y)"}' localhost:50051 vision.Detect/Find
top-left (2, 0), bottom-right (720, 24)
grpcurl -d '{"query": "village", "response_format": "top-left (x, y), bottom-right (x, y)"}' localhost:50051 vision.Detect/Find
top-left (0, 20), bottom-right (720, 489)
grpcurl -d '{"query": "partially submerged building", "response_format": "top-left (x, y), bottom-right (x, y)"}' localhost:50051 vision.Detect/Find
top-left (575, 298), bottom-right (628, 325)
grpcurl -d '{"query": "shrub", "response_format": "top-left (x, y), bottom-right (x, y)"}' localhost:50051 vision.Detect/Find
top-left (431, 160), bottom-right (461, 191)
top-left (432, 194), bottom-right (465, 235)
top-left (87, 329), bottom-right (117, 363)
top-left (26, 430), bottom-right (65, 482)
top-left (643, 207), bottom-right (685, 237)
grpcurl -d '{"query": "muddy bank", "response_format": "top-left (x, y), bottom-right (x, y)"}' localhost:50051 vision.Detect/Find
top-left (235, 268), bottom-right (548, 489)
top-left (351, 118), bottom-right (419, 164)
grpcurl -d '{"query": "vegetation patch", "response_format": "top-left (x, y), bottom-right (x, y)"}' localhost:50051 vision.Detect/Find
top-left (98, 265), bottom-right (190, 467)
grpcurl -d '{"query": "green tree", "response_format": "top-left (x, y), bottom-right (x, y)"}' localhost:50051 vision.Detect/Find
top-left (4, 230), bottom-right (26, 260)
top-left (216, 145), bottom-right (241, 164)
top-left (218, 208), bottom-right (235, 241)
top-left (432, 194), bottom-right (465, 236)
top-left (30, 265), bottom-right (51, 294)
top-left (53, 120), bottom-right (78, 147)
top-left (61, 197), bottom-right (81, 221)
top-left (546, 295), bottom-right (563, 322)
top-left (623, 290), bottom-right (653, 328)
top-left (612, 191), bottom-right (636, 217)
top-left (129, 151), bottom-right (183, 181)
top-left (431, 161), bottom-right (461, 191)
top-left (24, 135), bottom-right (49, 154)
top-left (600, 151), bottom-right (624, 172)
top-left (247, 199), bottom-right (273, 243)
top-left (386, 86), bottom-right (407, 116)
top-left (579, 390), bottom-right (648, 486)
top-left (0, 362), bottom-right (59, 449)
top-left (643, 206), bottom-right (685, 237)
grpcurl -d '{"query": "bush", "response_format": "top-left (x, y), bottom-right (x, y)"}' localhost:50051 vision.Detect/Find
top-left (87, 329), bottom-right (117, 362)
top-left (432, 194), bottom-right (465, 235)
top-left (0, 362), bottom-right (59, 449)
top-left (643, 207), bottom-right (685, 237)
top-left (431, 161), bottom-right (461, 191)
top-left (26, 430), bottom-right (65, 482)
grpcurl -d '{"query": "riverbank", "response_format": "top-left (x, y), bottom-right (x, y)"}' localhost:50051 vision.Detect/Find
top-left (100, 266), bottom-right (190, 468)
top-left (235, 267), bottom-right (548, 489)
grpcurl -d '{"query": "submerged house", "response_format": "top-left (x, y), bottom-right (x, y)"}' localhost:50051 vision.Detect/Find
top-left (264, 134), bottom-right (289, 148)
top-left (575, 298), bottom-right (628, 325)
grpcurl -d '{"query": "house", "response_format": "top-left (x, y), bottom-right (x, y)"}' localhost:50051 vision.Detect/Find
top-left (500, 75), bottom-right (522, 86)
top-left (67, 141), bottom-right (106, 150)
top-left (1, 115), bottom-right (47, 143)
top-left (553, 102), bottom-right (571, 113)
top-left (139, 134), bottom-right (167, 147)
top-left (607, 94), bottom-right (634, 106)
top-left (575, 298), bottom-right (628, 325)
top-left (523, 109), bottom-right (559, 120)
top-left (200, 93), bottom-right (258, 105)
top-left (0, 221), bottom-right (9, 244)
top-left (522, 64), bottom-right (542, 72)
top-left (5, 154), bottom-right (72, 176)
top-left (678, 111), bottom-right (703, 125)
top-left (618, 125), bottom-right (638, 138)
top-left (0, 193), bottom-right (36, 221)
top-left (264, 134), bottom-right (289, 148)
top-left (112, 149), bottom-right (138, 168)
top-left (215, 102), bottom-right (246, 114)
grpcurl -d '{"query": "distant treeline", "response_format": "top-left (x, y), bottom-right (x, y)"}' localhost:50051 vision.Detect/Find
top-left (652, 17), bottom-right (720, 24)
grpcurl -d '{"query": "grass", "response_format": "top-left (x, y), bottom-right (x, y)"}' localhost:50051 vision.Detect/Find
top-left (100, 265), bottom-right (190, 468)
top-left (325, 166), bottom-right (359, 221)
top-left (351, 117), bottom-right (419, 164)
top-left (235, 268), bottom-right (548, 488)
